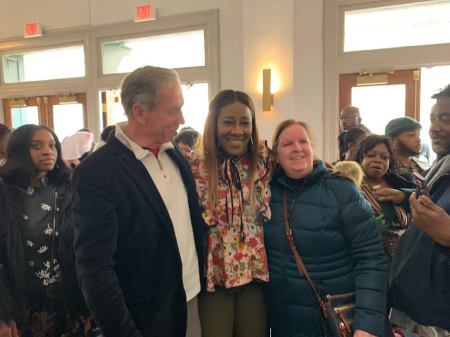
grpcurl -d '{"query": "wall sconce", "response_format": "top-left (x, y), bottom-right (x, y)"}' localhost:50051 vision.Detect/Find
top-left (262, 68), bottom-right (273, 111)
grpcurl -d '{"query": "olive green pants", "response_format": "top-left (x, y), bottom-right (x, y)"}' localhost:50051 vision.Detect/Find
top-left (198, 282), bottom-right (268, 337)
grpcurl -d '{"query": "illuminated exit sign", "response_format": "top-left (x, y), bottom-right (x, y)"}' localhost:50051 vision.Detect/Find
top-left (24, 22), bottom-right (43, 38)
top-left (134, 4), bottom-right (157, 22)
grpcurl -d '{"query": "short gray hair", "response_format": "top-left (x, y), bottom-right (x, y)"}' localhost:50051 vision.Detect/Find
top-left (120, 65), bottom-right (180, 116)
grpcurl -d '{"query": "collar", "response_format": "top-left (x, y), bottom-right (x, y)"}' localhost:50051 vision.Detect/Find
top-left (27, 176), bottom-right (49, 195)
top-left (277, 160), bottom-right (327, 191)
top-left (115, 122), bottom-right (174, 160)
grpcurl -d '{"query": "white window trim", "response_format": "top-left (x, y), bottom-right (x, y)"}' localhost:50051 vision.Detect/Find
top-left (0, 9), bottom-right (220, 137)
top-left (323, 0), bottom-right (450, 160)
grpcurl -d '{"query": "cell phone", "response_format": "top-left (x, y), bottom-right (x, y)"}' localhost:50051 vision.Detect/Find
top-left (413, 172), bottom-right (430, 198)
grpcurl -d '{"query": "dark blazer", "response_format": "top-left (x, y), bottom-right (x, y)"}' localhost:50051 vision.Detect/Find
top-left (72, 136), bottom-right (205, 337)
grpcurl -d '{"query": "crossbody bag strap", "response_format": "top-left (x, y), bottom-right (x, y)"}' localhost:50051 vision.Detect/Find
top-left (282, 190), bottom-right (327, 315)
top-left (361, 184), bottom-right (383, 215)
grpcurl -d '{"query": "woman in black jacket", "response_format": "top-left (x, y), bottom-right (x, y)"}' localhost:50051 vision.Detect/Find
top-left (355, 135), bottom-right (415, 267)
top-left (0, 125), bottom-right (95, 337)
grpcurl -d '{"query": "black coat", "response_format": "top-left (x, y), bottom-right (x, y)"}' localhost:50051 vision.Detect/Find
top-left (390, 154), bottom-right (450, 330)
top-left (0, 177), bottom-right (88, 336)
top-left (72, 136), bottom-right (205, 337)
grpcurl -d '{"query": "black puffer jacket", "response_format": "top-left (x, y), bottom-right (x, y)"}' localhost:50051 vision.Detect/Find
top-left (265, 160), bottom-right (387, 337)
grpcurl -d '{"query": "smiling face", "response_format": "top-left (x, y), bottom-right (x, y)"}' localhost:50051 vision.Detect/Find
top-left (217, 101), bottom-right (253, 156)
top-left (275, 123), bottom-right (314, 179)
top-left (133, 81), bottom-right (185, 147)
top-left (361, 143), bottom-right (390, 180)
top-left (429, 96), bottom-right (450, 158)
top-left (29, 129), bottom-right (57, 179)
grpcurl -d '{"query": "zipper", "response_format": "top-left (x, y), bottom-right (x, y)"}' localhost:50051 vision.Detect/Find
top-left (49, 191), bottom-right (58, 278)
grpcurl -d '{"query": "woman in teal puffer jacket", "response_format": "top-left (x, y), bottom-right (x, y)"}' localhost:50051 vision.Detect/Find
top-left (265, 120), bottom-right (387, 337)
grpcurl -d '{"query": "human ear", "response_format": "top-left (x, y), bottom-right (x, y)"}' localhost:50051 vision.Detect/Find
top-left (131, 103), bottom-right (146, 124)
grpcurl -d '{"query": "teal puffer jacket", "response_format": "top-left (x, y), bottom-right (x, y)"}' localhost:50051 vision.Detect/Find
top-left (265, 161), bottom-right (387, 337)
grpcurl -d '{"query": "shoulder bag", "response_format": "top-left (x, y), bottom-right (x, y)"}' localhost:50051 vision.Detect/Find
top-left (282, 190), bottom-right (355, 337)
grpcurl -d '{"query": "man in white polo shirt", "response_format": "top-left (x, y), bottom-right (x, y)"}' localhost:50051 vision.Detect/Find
top-left (72, 66), bottom-right (205, 337)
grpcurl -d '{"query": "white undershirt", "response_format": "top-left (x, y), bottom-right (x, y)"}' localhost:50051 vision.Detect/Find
top-left (115, 123), bottom-right (200, 301)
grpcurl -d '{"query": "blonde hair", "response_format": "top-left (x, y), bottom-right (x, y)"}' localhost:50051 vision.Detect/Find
top-left (201, 90), bottom-right (260, 208)
top-left (331, 161), bottom-right (365, 187)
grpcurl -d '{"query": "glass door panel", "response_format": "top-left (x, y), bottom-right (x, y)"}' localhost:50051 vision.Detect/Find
top-left (181, 82), bottom-right (209, 133)
top-left (100, 82), bottom-right (209, 134)
top-left (11, 106), bottom-right (39, 128)
top-left (339, 69), bottom-right (420, 134)
top-left (351, 85), bottom-right (406, 135)
top-left (2, 94), bottom-right (87, 140)
top-left (53, 103), bottom-right (85, 141)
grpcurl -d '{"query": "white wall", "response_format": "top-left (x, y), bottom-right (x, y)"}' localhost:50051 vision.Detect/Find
top-left (293, 0), bottom-right (324, 155)
top-left (243, 0), bottom-right (324, 151)
top-left (0, 0), bottom-right (326, 156)
top-left (242, 0), bottom-right (295, 143)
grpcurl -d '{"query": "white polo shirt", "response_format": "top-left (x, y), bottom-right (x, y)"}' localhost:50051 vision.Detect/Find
top-left (115, 123), bottom-right (200, 301)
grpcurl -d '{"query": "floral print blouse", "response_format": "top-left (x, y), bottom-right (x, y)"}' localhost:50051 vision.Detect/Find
top-left (187, 142), bottom-right (274, 292)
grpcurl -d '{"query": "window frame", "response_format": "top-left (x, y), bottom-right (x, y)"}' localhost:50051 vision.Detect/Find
top-left (323, 0), bottom-right (450, 160)
top-left (91, 9), bottom-right (219, 100)
top-left (0, 9), bottom-right (220, 137)
top-left (341, 0), bottom-right (450, 53)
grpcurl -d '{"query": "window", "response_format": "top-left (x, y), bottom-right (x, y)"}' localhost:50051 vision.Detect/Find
top-left (3, 94), bottom-right (87, 141)
top-left (2, 45), bottom-right (85, 83)
top-left (102, 30), bottom-right (205, 74)
top-left (100, 83), bottom-right (209, 134)
top-left (0, 10), bottom-right (219, 139)
top-left (181, 82), bottom-right (209, 133)
top-left (351, 84), bottom-right (406, 134)
top-left (344, 0), bottom-right (450, 52)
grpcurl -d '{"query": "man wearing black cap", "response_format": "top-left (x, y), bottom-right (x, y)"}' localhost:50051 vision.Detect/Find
top-left (385, 116), bottom-right (426, 182)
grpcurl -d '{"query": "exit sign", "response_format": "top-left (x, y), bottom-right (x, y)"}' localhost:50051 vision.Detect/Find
top-left (24, 22), bottom-right (42, 38)
top-left (134, 4), bottom-right (157, 22)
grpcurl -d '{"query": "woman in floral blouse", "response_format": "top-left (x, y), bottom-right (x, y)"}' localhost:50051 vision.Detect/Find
top-left (186, 90), bottom-right (274, 337)
top-left (0, 125), bottom-right (97, 337)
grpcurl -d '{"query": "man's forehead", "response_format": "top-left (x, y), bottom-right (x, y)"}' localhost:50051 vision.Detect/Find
top-left (341, 111), bottom-right (358, 117)
top-left (432, 97), bottom-right (450, 114)
top-left (398, 129), bottom-right (420, 137)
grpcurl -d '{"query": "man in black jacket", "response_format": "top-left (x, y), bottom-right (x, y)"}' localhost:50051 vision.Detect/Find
top-left (390, 85), bottom-right (450, 336)
top-left (72, 66), bottom-right (205, 337)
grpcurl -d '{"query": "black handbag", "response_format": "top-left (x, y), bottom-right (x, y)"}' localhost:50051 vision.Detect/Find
top-left (282, 191), bottom-right (354, 337)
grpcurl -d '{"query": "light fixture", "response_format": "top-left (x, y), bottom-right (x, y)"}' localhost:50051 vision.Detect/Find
top-left (262, 68), bottom-right (273, 111)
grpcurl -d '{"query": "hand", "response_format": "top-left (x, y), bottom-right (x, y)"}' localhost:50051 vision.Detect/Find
top-left (374, 188), bottom-right (405, 204)
top-left (409, 193), bottom-right (450, 246)
top-left (0, 321), bottom-right (19, 337)
top-left (354, 329), bottom-right (377, 337)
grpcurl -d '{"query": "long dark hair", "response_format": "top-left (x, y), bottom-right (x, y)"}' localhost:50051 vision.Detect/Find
top-left (0, 124), bottom-right (70, 188)
top-left (355, 134), bottom-right (398, 175)
top-left (201, 90), bottom-right (260, 208)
